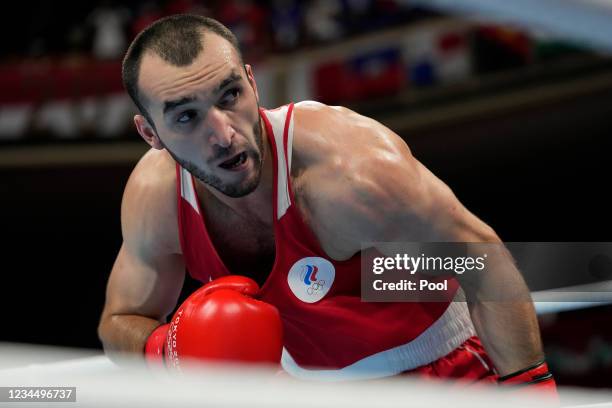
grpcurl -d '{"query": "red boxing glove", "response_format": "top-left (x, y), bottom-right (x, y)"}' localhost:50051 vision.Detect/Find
top-left (144, 323), bottom-right (170, 366)
top-left (498, 361), bottom-right (559, 403)
top-left (165, 275), bottom-right (283, 370)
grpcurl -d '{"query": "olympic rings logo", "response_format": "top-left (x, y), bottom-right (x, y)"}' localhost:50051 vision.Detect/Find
top-left (306, 279), bottom-right (326, 295)
top-left (288, 257), bottom-right (335, 303)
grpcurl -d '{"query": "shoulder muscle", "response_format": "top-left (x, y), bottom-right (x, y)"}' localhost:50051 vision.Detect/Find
top-left (121, 148), bottom-right (180, 258)
top-left (292, 101), bottom-right (496, 257)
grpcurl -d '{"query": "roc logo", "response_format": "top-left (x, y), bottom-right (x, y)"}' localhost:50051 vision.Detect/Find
top-left (287, 257), bottom-right (335, 303)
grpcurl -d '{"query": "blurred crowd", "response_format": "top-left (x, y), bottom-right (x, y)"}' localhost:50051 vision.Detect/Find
top-left (0, 0), bottom-right (587, 141)
top-left (0, 0), bottom-right (442, 141)
top-left (5, 0), bottom-right (437, 63)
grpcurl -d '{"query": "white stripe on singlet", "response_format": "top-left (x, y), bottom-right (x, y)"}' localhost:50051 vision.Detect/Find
top-left (281, 300), bottom-right (475, 381)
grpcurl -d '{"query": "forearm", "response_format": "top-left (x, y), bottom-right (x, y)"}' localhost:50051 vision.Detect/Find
top-left (98, 314), bottom-right (162, 362)
top-left (468, 299), bottom-right (542, 375)
top-left (461, 244), bottom-right (544, 376)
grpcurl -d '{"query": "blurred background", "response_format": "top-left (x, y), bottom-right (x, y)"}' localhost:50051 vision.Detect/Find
top-left (1, 0), bottom-right (611, 389)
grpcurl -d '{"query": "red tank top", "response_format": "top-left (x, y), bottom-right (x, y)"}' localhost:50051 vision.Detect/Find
top-left (176, 102), bottom-right (475, 380)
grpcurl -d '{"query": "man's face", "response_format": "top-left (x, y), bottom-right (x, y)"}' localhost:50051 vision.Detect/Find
top-left (137, 33), bottom-right (264, 198)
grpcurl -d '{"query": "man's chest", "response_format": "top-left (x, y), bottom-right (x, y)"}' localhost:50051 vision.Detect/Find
top-left (203, 210), bottom-right (276, 285)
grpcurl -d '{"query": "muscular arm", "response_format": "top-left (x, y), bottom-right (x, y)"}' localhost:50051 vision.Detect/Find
top-left (98, 150), bottom-right (185, 361)
top-left (294, 102), bottom-right (542, 376)
top-left (387, 161), bottom-right (542, 375)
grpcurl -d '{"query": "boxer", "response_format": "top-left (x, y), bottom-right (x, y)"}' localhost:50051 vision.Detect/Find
top-left (98, 14), bottom-right (556, 397)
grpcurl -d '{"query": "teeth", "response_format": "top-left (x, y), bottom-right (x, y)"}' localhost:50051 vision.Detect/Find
top-left (232, 154), bottom-right (243, 167)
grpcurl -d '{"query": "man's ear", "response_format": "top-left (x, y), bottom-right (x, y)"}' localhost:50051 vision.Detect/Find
top-left (244, 64), bottom-right (260, 103)
top-left (134, 115), bottom-right (163, 150)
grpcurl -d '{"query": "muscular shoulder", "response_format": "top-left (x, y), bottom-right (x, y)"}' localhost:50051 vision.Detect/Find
top-left (291, 102), bottom-right (496, 254)
top-left (290, 101), bottom-right (426, 257)
top-left (121, 148), bottom-right (180, 256)
top-left (292, 100), bottom-right (412, 170)
top-left (291, 101), bottom-right (407, 170)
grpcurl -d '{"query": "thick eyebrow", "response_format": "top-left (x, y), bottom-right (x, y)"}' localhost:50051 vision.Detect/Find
top-left (163, 96), bottom-right (197, 115)
top-left (213, 71), bottom-right (242, 95)
top-left (162, 72), bottom-right (242, 115)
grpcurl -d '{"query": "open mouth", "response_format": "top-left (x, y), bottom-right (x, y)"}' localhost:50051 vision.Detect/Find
top-left (218, 152), bottom-right (248, 170)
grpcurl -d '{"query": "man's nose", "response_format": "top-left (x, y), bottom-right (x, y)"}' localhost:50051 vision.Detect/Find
top-left (206, 108), bottom-right (235, 148)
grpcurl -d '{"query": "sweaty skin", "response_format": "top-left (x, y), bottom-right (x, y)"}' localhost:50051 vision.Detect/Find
top-left (99, 32), bottom-right (542, 375)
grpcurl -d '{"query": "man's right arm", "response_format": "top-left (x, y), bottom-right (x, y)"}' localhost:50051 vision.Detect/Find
top-left (98, 150), bottom-right (185, 361)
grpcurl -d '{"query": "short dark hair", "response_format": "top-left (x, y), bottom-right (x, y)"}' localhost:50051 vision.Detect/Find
top-left (122, 14), bottom-right (242, 128)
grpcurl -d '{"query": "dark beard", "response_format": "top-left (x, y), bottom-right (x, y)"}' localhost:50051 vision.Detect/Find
top-left (165, 118), bottom-right (264, 198)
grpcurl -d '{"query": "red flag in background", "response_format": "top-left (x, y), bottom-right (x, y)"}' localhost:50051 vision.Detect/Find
top-left (314, 47), bottom-right (405, 104)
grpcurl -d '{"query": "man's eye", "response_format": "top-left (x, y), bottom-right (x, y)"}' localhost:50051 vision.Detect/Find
top-left (176, 110), bottom-right (197, 124)
top-left (219, 88), bottom-right (240, 107)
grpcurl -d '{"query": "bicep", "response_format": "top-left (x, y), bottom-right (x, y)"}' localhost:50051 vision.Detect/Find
top-left (102, 150), bottom-right (185, 321)
top-left (325, 149), bottom-right (497, 246)
top-left (103, 242), bottom-right (185, 322)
